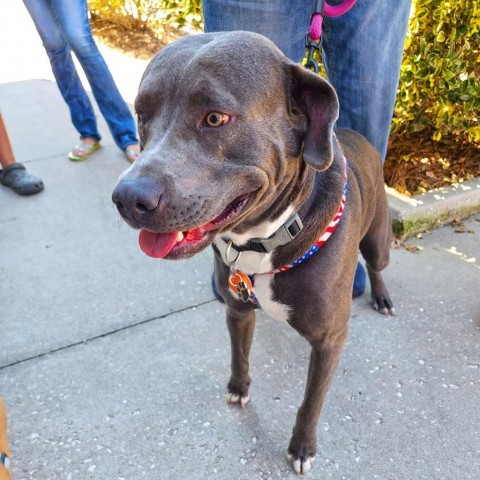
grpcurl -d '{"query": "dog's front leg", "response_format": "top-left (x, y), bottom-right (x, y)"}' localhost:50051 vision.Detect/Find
top-left (287, 329), bottom-right (348, 474)
top-left (225, 305), bottom-right (256, 408)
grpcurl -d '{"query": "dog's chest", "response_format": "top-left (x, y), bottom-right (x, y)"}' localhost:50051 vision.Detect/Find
top-left (251, 274), bottom-right (291, 323)
top-left (220, 206), bottom-right (294, 323)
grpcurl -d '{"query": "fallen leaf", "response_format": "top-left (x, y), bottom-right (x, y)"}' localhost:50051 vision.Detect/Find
top-left (405, 244), bottom-right (422, 252)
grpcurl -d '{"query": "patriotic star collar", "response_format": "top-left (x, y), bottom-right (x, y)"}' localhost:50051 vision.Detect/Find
top-left (225, 151), bottom-right (348, 305)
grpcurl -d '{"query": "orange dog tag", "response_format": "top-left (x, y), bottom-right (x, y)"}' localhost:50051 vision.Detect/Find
top-left (228, 270), bottom-right (254, 303)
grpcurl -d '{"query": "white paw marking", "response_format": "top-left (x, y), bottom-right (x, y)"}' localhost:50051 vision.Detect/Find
top-left (372, 301), bottom-right (396, 316)
top-left (226, 392), bottom-right (250, 408)
top-left (287, 453), bottom-right (315, 475)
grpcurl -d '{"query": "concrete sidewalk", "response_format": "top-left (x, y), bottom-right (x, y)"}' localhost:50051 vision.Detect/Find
top-left (1, 4), bottom-right (479, 480)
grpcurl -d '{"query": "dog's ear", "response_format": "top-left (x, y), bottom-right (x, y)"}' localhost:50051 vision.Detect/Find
top-left (287, 63), bottom-right (339, 171)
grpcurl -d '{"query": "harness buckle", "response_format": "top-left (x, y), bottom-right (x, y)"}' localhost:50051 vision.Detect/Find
top-left (285, 213), bottom-right (304, 240)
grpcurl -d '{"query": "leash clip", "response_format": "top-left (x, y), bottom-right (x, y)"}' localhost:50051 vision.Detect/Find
top-left (304, 34), bottom-right (321, 73)
top-left (304, 0), bottom-right (326, 73)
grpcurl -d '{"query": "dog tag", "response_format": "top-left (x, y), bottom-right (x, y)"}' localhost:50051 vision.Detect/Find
top-left (236, 281), bottom-right (251, 302)
top-left (228, 270), bottom-right (254, 303)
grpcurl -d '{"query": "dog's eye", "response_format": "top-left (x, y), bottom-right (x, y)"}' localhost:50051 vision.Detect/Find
top-left (205, 112), bottom-right (230, 127)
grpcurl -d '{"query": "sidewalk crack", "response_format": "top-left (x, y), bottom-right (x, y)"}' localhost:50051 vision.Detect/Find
top-left (0, 299), bottom-right (216, 370)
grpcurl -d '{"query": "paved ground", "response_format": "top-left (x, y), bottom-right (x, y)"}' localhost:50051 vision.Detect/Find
top-left (1, 3), bottom-right (479, 480)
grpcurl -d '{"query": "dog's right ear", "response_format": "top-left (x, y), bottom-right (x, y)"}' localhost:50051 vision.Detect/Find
top-left (287, 63), bottom-right (339, 172)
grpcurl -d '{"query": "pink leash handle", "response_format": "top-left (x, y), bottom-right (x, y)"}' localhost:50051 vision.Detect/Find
top-left (308, 12), bottom-right (324, 42)
top-left (324, 0), bottom-right (356, 17)
top-left (308, 0), bottom-right (356, 41)
top-left (306, 0), bottom-right (356, 71)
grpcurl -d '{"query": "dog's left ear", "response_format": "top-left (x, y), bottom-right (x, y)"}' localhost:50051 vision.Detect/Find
top-left (287, 63), bottom-right (339, 171)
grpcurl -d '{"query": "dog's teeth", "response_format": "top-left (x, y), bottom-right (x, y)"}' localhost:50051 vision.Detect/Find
top-left (177, 232), bottom-right (184, 241)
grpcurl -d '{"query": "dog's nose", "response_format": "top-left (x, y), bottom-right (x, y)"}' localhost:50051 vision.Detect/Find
top-left (112, 178), bottom-right (163, 222)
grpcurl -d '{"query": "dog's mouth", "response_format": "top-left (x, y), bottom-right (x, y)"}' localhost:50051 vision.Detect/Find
top-left (138, 193), bottom-right (251, 259)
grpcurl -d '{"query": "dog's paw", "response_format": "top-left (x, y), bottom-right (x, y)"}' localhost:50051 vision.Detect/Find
top-left (226, 377), bottom-right (250, 408)
top-left (372, 293), bottom-right (395, 316)
top-left (287, 434), bottom-right (317, 475)
top-left (287, 452), bottom-right (315, 474)
top-left (226, 391), bottom-right (250, 408)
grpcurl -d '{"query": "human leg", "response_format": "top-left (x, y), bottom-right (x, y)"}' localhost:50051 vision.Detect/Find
top-left (322, 0), bottom-right (412, 160)
top-left (51, 0), bottom-right (138, 152)
top-left (0, 113), bottom-right (44, 195)
top-left (0, 114), bottom-right (15, 169)
top-left (204, 0), bottom-right (411, 161)
top-left (203, 0), bottom-right (310, 62)
top-left (22, 0), bottom-right (101, 144)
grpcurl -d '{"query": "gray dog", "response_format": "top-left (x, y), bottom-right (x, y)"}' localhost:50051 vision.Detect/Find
top-left (112, 31), bottom-right (394, 475)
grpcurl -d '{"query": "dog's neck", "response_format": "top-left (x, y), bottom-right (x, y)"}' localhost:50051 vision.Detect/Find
top-left (274, 141), bottom-right (346, 267)
top-left (214, 141), bottom-right (346, 274)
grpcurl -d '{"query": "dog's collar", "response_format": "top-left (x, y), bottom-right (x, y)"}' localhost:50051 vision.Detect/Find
top-left (0, 453), bottom-right (10, 472)
top-left (223, 151), bottom-right (348, 304)
top-left (216, 212), bottom-right (304, 259)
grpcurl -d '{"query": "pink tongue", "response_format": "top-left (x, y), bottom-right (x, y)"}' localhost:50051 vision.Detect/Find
top-left (139, 229), bottom-right (179, 258)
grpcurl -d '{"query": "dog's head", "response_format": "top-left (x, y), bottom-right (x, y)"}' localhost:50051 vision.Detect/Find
top-left (112, 31), bottom-right (338, 259)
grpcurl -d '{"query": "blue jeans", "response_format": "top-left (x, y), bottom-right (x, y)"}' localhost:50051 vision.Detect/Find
top-left (22, 0), bottom-right (137, 151)
top-left (203, 0), bottom-right (412, 161)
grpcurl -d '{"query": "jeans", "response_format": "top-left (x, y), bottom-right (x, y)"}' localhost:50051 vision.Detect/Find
top-left (22, 0), bottom-right (137, 150)
top-left (203, 0), bottom-right (412, 161)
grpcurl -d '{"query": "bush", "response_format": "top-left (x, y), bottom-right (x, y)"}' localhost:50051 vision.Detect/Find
top-left (88, 0), bottom-right (202, 31)
top-left (392, 0), bottom-right (480, 146)
top-left (89, 0), bottom-right (479, 150)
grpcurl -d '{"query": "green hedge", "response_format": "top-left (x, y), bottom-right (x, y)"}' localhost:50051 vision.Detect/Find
top-left (89, 0), bottom-right (479, 148)
top-left (88, 0), bottom-right (202, 30)
top-left (392, 0), bottom-right (480, 146)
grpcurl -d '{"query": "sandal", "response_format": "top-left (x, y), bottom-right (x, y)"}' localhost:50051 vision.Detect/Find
top-left (125, 144), bottom-right (140, 164)
top-left (0, 163), bottom-right (44, 196)
top-left (68, 140), bottom-right (101, 162)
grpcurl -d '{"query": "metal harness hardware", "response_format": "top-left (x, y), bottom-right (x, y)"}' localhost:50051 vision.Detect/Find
top-left (304, 0), bottom-right (357, 73)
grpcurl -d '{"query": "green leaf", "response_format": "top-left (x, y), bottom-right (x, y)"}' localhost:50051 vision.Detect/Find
top-left (436, 30), bottom-right (446, 42)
